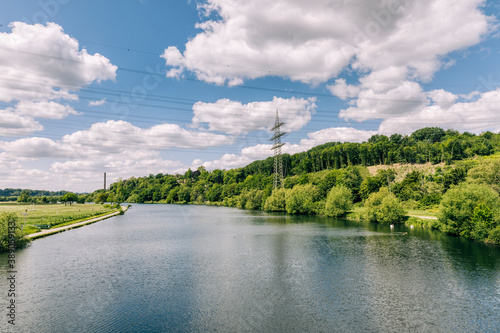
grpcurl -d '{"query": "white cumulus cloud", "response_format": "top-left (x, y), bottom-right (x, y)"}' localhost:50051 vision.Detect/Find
top-left (0, 109), bottom-right (43, 137)
top-left (0, 22), bottom-right (117, 103)
top-left (162, 0), bottom-right (492, 86)
top-left (192, 96), bottom-right (316, 135)
top-left (15, 101), bottom-right (79, 119)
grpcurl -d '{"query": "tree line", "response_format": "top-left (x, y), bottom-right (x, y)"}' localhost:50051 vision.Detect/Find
top-left (89, 127), bottom-right (500, 245)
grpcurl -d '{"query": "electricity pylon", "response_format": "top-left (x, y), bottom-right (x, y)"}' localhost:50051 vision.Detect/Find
top-left (270, 110), bottom-right (286, 189)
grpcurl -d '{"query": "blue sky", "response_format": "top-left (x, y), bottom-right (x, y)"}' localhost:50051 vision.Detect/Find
top-left (0, 0), bottom-right (499, 192)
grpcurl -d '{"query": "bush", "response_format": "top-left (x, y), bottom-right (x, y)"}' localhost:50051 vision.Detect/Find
top-left (0, 212), bottom-right (30, 252)
top-left (264, 188), bottom-right (287, 212)
top-left (285, 184), bottom-right (320, 214)
top-left (467, 159), bottom-right (500, 194)
top-left (324, 185), bottom-right (353, 217)
top-left (438, 183), bottom-right (500, 240)
top-left (364, 187), bottom-right (406, 224)
top-left (244, 189), bottom-right (266, 210)
top-left (487, 226), bottom-right (500, 244)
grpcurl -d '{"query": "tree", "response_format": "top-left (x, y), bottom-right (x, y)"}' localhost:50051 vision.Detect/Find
top-left (61, 192), bottom-right (78, 205)
top-left (317, 170), bottom-right (340, 198)
top-left (107, 193), bottom-right (116, 203)
top-left (438, 183), bottom-right (500, 240)
top-left (359, 176), bottom-right (383, 200)
top-left (244, 189), bottom-right (266, 210)
top-left (324, 185), bottom-right (353, 217)
top-left (0, 212), bottom-right (30, 252)
top-left (365, 187), bottom-right (406, 224)
top-left (76, 195), bottom-right (85, 204)
top-left (285, 184), bottom-right (320, 215)
top-left (264, 188), bottom-right (287, 212)
top-left (206, 184), bottom-right (223, 202)
top-left (411, 127), bottom-right (446, 143)
top-left (337, 166), bottom-right (363, 202)
top-left (177, 185), bottom-right (191, 203)
top-left (17, 190), bottom-right (31, 203)
top-left (95, 192), bottom-right (109, 204)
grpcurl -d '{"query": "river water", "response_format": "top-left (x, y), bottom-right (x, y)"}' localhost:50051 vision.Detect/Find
top-left (1, 204), bottom-right (499, 332)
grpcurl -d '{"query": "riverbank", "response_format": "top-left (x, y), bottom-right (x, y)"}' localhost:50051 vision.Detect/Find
top-left (25, 205), bottom-right (128, 240)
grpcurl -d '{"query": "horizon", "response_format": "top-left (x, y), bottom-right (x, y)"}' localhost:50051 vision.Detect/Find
top-left (1, 0), bottom-right (500, 192)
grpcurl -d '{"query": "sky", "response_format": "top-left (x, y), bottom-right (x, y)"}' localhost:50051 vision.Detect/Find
top-left (0, 0), bottom-right (500, 193)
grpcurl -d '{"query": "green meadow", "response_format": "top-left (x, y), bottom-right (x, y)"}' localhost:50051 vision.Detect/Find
top-left (0, 203), bottom-right (116, 234)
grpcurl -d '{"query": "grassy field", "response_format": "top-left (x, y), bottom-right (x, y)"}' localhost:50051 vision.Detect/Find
top-left (0, 203), bottom-right (117, 234)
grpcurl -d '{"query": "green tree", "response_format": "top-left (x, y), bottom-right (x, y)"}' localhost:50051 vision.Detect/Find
top-left (411, 127), bottom-right (446, 143)
top-left (365, 187), bottom-right (406, 224)
top-left (107, 193), bottom-right (116, 203)
top-left (0, 212), bottom-right (30, 252)
top-left (206, 184), bottom-right (223, 202)
top-left (359, 176), bottom-right (383, 200)
top-left (285, 184), bottom-right (320, 214)
top-left (324, 185), bottom-right (353, 217)
top-left (264, 188), bottom-right (287, 212)
top-left (438, 183), bottom-right (500, 240)
top-left (337, 166), bottom-right (363, 202)
top-left (95, 192), bottom-right (109, 204)
top-left (61, 192), bottom-right (78, 205)
top-left (177, 185), bottom-right (191, 203)
top-left (317, 170), bottom-right (340, 198)
top-left (244, 189), bottom-right (266, 210)
top-left (17, 190), bottom-right (31, 203)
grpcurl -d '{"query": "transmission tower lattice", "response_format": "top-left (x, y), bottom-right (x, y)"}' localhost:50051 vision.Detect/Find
top-left (270, 110), bottom-right (286, 189)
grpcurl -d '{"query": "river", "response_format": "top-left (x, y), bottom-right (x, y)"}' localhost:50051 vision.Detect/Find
top-left (1, 204), bottom-right (499, 332)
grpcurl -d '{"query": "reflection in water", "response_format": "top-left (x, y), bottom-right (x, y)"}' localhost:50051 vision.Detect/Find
top-left (0, 204), bottom-right (499, 332)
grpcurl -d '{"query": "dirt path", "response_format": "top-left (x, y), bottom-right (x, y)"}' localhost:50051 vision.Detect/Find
top-left (408, 215), bottom-right (438, 220)
top-left (25, 206), bottom-right (128, 240)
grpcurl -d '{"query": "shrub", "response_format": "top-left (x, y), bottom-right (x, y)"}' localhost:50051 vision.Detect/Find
top-left (324, 185), bottom-right (353, 217)
top-left (285, 184), bottom-right (320, 214)
top-left (364, 187), bottom-right (406, 224)
top-left (0, 212), bottom-right (30, 252)
top-left (244, 189), bottom-right (266, 210)
top-left (487, 226), bottom-right (500, 244)
top-left (438, 183), bottom-right (500, 240)
top-left (264, 188), bottom-right (287, 212)
top-left (467, 159), bottom-right (500, 194)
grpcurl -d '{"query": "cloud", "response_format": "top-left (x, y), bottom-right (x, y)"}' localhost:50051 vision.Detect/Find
top-left (192, 96), bottom-right (316, 135)
top-left (62, 120), bottom-right (234, 154)
top-left (0, 22), bottom-right (117, 103)
top-left (89, 99), bottom-right (106, 106)
top-left (0, 118), bottom-right (234, 191)
top-left (378, 88), bottom-right (500, 135)
top-left (0, 149), bottom-right (184, 193)
top-left (162, 0), bottom-right (492, 85)
top-left (0, 109), bottom-right (43, 137)
top-left (1, 120), bottom-right (234, 160)
top-left (0, 137), bottom-right (70, 158)
top-left (14, 101), bottom-right (79, 119)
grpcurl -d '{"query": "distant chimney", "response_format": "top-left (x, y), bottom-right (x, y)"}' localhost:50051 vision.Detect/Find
top-left (104, 172), bottom-right (106, 190)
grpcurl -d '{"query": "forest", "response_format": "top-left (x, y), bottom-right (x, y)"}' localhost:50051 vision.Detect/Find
top-left (7, 127), bottom-right (500, 244)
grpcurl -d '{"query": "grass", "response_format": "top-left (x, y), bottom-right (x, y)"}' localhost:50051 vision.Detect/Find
top-left (407, 209), bottom-right (439, 217)
top-left (0, 203), bottom-right (117, 233)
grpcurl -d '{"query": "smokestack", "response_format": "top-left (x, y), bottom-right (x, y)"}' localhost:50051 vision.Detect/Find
top-left (104, 172), bottom-right (106, 190)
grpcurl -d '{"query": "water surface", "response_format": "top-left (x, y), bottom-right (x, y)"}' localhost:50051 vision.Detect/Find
top-left (1, 204), bottom-right (499, 332)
